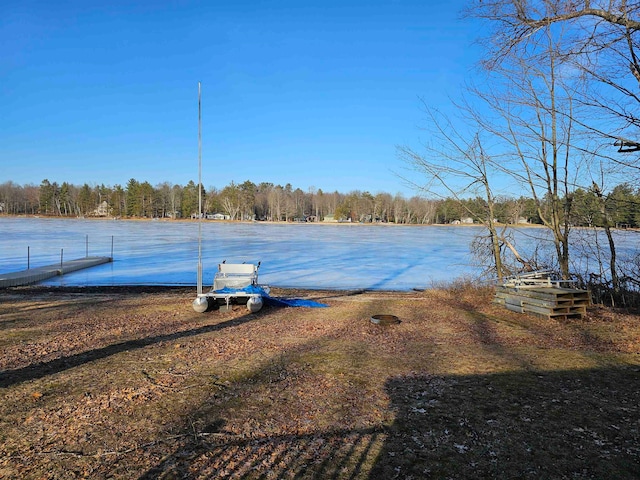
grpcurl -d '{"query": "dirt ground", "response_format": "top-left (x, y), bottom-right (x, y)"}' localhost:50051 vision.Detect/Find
top-left (1, 285), bottom-right (640, 479)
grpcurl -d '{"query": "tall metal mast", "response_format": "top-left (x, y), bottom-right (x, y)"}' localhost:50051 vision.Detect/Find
top-left (197, 82), bottom-right (203, 295)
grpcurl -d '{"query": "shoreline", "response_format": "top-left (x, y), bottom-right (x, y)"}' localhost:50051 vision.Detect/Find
top-left (0, 284), bottom-right (433, 296)
top-left (4, 214), bottom-right (637, 232)
top-left (0, 213), bottom-right (549, 229)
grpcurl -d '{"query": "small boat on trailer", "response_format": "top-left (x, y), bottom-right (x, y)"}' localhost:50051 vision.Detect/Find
top-left (193, 262), bottom-right (268, 313)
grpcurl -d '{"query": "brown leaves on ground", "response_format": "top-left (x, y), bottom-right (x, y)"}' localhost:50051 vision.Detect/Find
top-left (1, 285), bottom-right (640, 479)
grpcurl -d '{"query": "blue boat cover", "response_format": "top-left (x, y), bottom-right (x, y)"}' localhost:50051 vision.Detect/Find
top-left (213, 285), bottom-right (328, 308)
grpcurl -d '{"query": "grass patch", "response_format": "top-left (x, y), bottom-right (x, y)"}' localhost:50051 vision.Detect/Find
top-left (1, 287), bottom-right (639, 478)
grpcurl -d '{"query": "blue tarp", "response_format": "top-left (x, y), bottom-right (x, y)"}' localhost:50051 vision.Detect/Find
top-left (213, 285), bottom-right (328, 308)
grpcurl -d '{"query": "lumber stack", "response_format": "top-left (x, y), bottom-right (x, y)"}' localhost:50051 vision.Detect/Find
top-left (494, 285), bottom-right (590, 320)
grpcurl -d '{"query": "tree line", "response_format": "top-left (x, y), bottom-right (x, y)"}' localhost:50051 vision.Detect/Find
top-left (1, 178), bottom-right (640, 227)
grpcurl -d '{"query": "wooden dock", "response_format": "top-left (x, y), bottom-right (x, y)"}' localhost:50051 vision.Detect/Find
top-left (494, 285), bottom-right (590, 320)
top-left (0, 256), bottom-right (112, 288)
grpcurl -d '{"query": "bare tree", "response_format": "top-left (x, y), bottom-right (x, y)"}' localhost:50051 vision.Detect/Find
top-left (470, 0), bottom-right (640, 170)
top-left (219, 182), bottom-right (241, 220)
top-left (460, 10), bottom-right (589, 280)
top-left (399, 106), bottom-right (513, 280)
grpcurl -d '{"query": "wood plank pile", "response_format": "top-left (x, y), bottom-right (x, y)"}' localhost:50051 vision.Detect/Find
top-left (494, 285), bottom-right (590, 320)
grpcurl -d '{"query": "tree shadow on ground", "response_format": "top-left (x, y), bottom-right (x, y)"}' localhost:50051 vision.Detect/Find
top-left (0, 309), bottom-right (260, 388)
top-left (135, 365), bottom-right (640, 479)
top-left (371, 367), bottom-right (640, 479)
top-left (138, 425), bottom-right (386, 480)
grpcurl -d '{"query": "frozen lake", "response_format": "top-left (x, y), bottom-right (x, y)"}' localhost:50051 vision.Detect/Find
top-left (0, 218), bottom-right (483, 290)
top-left (2, 218), bottom-right (636, 290)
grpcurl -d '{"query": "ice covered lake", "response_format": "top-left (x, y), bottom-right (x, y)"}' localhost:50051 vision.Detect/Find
top-left (1, 218), bottom-right (636, 290)
top-left (0, 217), bottom-right (487, 290)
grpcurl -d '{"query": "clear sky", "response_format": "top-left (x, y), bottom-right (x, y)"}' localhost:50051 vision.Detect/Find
top-left (1, 0), bottom-right (481, 197)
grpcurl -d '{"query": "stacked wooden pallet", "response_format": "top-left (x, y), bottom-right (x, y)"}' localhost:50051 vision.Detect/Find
top-left (494, 285), bottom-right (590, 320)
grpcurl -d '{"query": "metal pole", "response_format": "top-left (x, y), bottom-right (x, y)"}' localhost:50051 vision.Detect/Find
top-left (60, 248), bottom-right (64, 275)
top-left (27, 246), bottom-right (30, 270)
top-left (86, 234), bottom-right (89, 257)
top-left (197, 81), bottom-right (203, 295)
top-left (111, 235), bottom-right (114, 260)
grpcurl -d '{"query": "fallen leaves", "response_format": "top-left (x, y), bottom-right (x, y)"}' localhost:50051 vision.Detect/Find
top-left (1, 286), bottom-right (640, 478)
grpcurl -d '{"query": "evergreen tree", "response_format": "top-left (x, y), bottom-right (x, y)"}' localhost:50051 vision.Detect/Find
top-left (125, 178), bottom-right (141, 217)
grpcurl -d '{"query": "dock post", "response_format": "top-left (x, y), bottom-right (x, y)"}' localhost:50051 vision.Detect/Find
top-left (27, 246), bottom-right (30, 270)
top-left (86, 235), bottom-right (89, 258)
top-left (60, 249), bottom-right (64, 275)
top-left (111, 236), bottom-right (114, 260)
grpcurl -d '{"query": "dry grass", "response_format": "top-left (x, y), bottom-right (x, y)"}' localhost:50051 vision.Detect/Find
top-left (1, 285), bottom-right (640, 479)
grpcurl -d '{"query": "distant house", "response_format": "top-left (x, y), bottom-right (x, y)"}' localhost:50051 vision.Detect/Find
top-left (517, 217), bottom-right (529, 224)
top-left (461, 217), bottom-right (474, 224)
top-left (207, 213), bottom-right (230, 220)
top-left (323, 215), bottom-right (338, 223)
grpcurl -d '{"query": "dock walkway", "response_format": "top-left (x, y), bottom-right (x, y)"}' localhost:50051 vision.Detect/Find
top-left (0, 256), bottom-right (112, 288)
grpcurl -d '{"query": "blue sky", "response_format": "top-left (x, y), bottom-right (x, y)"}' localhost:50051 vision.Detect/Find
top-left (1, 0), bottom-right (481, 197)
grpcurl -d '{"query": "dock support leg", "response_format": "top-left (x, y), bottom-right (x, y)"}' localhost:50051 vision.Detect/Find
top-left (219, 296), bottom-right (233, 312)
